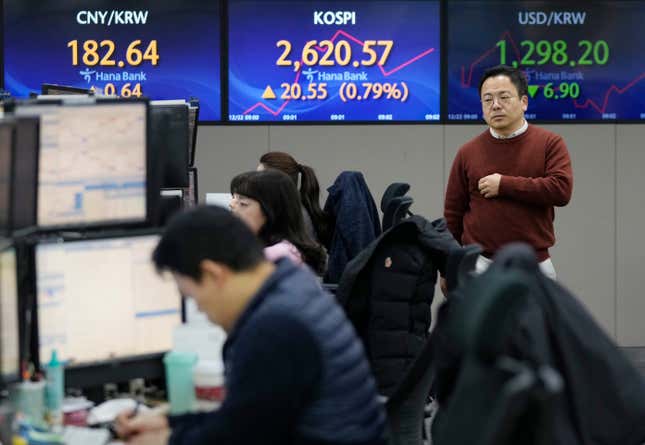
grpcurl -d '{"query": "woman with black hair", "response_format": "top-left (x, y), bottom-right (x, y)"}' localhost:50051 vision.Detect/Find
top-left (230, 169), bottom-right (327, 276)
top-left (257, 151), bottom-right (331, 247)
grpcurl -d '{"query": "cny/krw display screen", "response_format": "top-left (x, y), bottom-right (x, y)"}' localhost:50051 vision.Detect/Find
top-left (447, 1), bottom-right (645, 121)
top-left (228, 0), bottom-right (441, 122)
top-left (3, 0), bottom-right (221, 121)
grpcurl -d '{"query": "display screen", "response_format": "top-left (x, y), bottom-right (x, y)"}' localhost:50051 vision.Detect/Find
top-left (149, 101), bottom-right (189, 189)
top-left (228, 0), bottom-right (441, 122)
top-left (447, 1), bottom-right (645, 122)
top-left (15, 102), bottom-right (148, 228)
top-left (3, 0), bottom-right (221, 121)
top-left (0, 248), bottom-right (20, 381)
top-left (36, 235), bottom-right (181, 366)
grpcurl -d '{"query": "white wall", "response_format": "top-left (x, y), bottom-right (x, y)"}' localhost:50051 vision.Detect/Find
top-left (195, 123), bottom-right (645, 345)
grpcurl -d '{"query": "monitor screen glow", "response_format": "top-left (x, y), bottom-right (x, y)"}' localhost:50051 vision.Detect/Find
top-left (36, 234), bottom-right (181, 366)
top-left (15, 102), bottom-right (148, 227)
top-left (0, 248), bottom-right (20, 381)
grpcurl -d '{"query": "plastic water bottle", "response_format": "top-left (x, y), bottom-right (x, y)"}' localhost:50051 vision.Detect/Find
top-left (45, 350), bottom-right (64, 427)
top-left (163, 351), bottom-right (197, 414)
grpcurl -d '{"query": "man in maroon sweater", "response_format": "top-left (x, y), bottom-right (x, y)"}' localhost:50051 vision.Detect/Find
top-left (444, 65), bottom-right (573, 279)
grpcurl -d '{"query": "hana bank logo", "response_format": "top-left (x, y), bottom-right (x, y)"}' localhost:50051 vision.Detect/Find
top-left (302, 68), bottom-right (318, 82)
top-left (79, 69), bottom-right (96, 83)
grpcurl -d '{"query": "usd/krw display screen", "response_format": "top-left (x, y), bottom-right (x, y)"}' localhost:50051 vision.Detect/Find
top-left (447, 1), bottom-right (645, 121)
top-left (3, 0), bottom-right (221, 121)
top-left (228, 0), bottom-right (441, 122)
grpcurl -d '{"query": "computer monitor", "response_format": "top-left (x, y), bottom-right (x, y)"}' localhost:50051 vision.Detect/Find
top-left (149, 101), bottom-right (190, 189)
top-left (0, 122), bottom-right (13, 235)
top-left (14, 100), bottom-right (150, 229)
top-left (41, 84), bottom-right (94, 96)
top-left (11, 117), bottom-right (39, 233)
top-left (35, 233), bottom-right (181, 368)
top-left (0, 246), bottom-right (21, 385)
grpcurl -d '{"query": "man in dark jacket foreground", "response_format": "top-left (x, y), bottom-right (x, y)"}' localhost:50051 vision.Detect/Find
top-left (116, 206), bottom-right (386, 445)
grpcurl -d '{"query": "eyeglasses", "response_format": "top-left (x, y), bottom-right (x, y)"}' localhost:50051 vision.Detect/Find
top-left (481, 94), bottom-right (517, 107)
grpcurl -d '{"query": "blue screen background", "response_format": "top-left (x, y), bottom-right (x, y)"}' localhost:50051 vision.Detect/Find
top-left (447, 1), bottom-right (645, 122)
top-left (3, 0), bottom-right (221, 121)
top-left (228, 0), bottom-right (441, 122)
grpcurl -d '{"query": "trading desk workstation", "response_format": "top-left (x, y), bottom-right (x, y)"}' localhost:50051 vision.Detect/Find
top-left (0, 94), bottom-right (203, 444)
top-left (2, 0), bottom-right (645, 444)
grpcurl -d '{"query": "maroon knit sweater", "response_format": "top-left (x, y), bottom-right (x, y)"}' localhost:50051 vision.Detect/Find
top-left (444, 125), bottom-right (573, 261)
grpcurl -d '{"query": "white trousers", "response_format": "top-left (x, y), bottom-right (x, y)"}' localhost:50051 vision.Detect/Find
top-left (475, 255), bottom-right (557, 280)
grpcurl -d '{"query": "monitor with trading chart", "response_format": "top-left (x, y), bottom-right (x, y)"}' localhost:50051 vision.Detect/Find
top-left (1, 247), bottom-right (21, 384)
top-left (14, 100), bottom-right (149, 228)
top-left (150, 101), bottom-right (189, 188)
top-left (35, 233), bottom-right (182, 367)
top-left (0, 122), bottom-right (13, 234)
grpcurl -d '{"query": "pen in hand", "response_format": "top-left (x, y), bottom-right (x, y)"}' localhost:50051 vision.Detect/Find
top-left (110, 400), bottom-right (142, 440)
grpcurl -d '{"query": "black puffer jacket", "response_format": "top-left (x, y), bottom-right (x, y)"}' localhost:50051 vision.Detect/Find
top-left (337, 216), bottom-right (458, 396)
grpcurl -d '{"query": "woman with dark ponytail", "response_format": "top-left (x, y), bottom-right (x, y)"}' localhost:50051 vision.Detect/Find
top-left (230, 170), bottom-right (327, 276)
top-left (258, 151), bottom-right (331, 247)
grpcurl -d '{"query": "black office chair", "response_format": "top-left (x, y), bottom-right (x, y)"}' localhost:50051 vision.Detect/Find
top-left (380, 182), bottom-right (410, 213)
top-left (385, 335), bottom-right (435, 445)
top-left (381, 196), bottom-right (414, 232)
top-left (485, 363), bottom-right (563, 445)
top-left (433, 357), bottom-right (562, 445)
top-left (433, 268), bottom-right (563, 445)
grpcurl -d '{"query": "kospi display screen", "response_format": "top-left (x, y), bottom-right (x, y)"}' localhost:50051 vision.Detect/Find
top-left (227, 0), bottom-right (441, 122)
top-left (447, 1), bottom-right (645, 122)
top-left (3, 1), bottom-right (222, 121)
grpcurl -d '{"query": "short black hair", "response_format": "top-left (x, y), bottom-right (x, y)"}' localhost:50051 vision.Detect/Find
top-left (478, 65), bottom-right (528, 98)
top-left (152, 205), bottom-right (265, 280)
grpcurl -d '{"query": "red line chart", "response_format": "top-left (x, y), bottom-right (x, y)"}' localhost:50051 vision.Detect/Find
top-left (242, 29), bottom-right (436, 116)
top-left (458, 31), bottom-right (644, 115)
